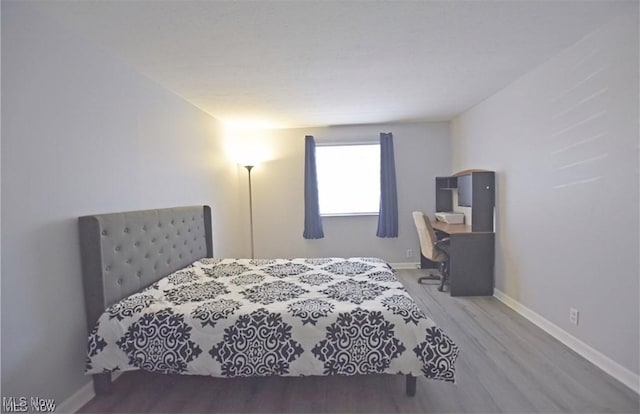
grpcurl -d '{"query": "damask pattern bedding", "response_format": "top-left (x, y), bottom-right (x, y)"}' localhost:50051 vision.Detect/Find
top-left (86, 257), bottom-right (459, 382)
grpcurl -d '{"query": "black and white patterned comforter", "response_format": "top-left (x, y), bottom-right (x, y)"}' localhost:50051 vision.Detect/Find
top-left (86, 258), bottom-right (459, 382)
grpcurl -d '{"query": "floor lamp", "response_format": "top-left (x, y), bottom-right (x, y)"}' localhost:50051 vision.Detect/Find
top-left (244, 165), bottom-right (255, 259)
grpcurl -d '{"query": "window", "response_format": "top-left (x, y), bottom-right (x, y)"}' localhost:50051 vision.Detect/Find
top-left (315, 144), bottom-right (380, 216)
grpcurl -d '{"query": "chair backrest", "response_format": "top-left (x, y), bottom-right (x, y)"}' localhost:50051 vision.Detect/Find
top-left (412, 211), bottom-right (440, 261)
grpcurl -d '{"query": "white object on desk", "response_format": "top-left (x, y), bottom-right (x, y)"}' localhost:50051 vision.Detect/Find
top-left (435, 211), bottom-right (465, 224)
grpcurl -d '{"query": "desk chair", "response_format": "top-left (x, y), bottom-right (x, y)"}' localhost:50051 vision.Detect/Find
top-left (412, 211), bottom-right (450, 291)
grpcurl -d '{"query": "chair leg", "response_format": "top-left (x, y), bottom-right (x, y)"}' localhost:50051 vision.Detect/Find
top-left (437, 276), bottom-right (446, 291)
top-left (437, 261), bottom-right (448, 292)
top-left (418, 272), bottom-right (439, 284)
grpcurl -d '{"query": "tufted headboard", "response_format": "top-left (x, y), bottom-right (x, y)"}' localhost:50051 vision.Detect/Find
top-left (78, 205), bottom-right (213, 330)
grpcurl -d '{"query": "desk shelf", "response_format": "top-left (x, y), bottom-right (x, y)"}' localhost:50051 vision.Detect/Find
top-left (435, 171), bottom-right (495, 232)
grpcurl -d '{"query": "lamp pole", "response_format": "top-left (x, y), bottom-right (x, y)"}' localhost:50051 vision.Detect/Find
top-left (244, 165), bottom-right (254, 259)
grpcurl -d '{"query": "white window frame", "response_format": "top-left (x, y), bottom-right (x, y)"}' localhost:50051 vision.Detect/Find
top-left (315, 143), bottom-right (380, 217)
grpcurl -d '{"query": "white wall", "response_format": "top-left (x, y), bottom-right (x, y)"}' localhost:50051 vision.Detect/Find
top-left (451, 13), bottom-right (639, 378)
top-left (1, 2), bottom-right (243, 403)
top-left (248, 122), bottom-right (451, 263)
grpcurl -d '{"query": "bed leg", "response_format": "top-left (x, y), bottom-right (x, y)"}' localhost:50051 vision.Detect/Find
top-left (93, 373), bottom-right (112, 395)
top-left (405, 375), bottom-right (416, 397)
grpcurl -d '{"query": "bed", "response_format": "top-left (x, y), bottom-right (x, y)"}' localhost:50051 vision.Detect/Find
top-left (79, 206), bottom-right (458, 397)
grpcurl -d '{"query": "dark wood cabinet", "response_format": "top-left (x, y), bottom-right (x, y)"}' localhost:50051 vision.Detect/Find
top-left (446, 232), bottom-right (495, 296)
top-left (469, 171), bottom-right (495, 232)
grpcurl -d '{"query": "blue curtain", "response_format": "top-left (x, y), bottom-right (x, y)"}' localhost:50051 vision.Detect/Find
top-left (377, 132), bottom-right (398, 237)
top-left (303, 135), bottom-right (324, 239)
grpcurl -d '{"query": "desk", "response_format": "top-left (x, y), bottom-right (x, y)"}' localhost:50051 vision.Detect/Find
top-left (427, 221), bottom-right (495, 296)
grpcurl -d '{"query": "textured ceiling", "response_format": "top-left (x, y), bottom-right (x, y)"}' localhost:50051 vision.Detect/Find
top-left (32, 1), bottom-right (633, 128)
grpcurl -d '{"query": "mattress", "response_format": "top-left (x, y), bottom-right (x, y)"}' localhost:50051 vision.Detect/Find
top-left (86, 257), bottom-right (458, 382)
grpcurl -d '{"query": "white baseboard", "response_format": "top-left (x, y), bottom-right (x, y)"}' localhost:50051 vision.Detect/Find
top-left (55, 380), bottom-right (93, 414)
top-left (493, 288), bottom-right (639, 395)
top-left (56, 372), bottom-right (122, 413)
top-left (389, 262), bottom-right (420, 270)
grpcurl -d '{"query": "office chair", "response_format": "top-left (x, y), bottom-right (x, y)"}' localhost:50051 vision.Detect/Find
top-left (412, 211), bottom-right (450, 292)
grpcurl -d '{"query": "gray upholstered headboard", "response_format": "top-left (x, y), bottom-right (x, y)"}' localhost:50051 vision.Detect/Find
top-left (78, 205), bottom-right (213, 330)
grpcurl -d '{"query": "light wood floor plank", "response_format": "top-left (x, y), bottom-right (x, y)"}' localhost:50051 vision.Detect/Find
top-left (79, 269), bottom-right (639, 413)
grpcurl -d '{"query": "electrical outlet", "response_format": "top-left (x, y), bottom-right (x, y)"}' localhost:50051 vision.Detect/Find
top-left (406, 249), bottom-right (413, 258)
top-left (569, 308), bottom-right (579, 325)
